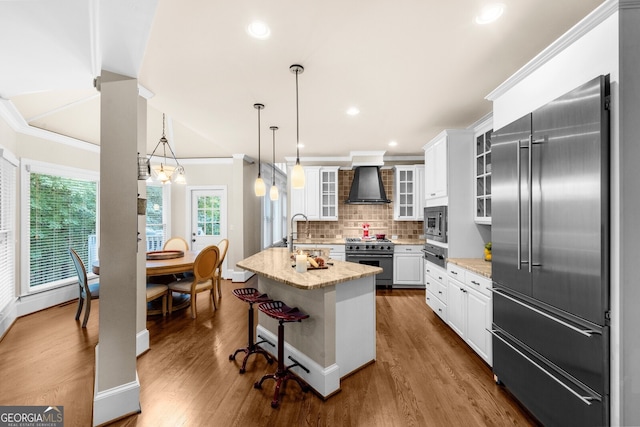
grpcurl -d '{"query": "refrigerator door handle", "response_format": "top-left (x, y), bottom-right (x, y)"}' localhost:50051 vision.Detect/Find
top-left (517, 138), bottom-right (527, 270)
top-left (528, 135), bottom-right (533, 273)
top-left (490, 288), bottom-right (602, 337)
top-left (490, 329), bottom-right (601, 406)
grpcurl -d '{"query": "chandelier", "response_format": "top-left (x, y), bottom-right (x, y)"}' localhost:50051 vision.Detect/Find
top-left (147, 113), bottom-right (186, 185)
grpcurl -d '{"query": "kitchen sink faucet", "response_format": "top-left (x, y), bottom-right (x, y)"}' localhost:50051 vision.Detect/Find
top-left (289, 213), bottom-right (309, 253)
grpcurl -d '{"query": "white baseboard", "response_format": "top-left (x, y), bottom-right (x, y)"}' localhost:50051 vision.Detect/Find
top-left (93, 345), bottom-right (141, 426)
top-left (136, 329), bottom-right (149, 356)
top-left (256, 325), bottom-right (341, 398)
top-left (17, 284), bottom-right (78, 316)
top-left (231, 269), bottom-right (254, 283)
top-left (0, 299), bottom-right (17, 339)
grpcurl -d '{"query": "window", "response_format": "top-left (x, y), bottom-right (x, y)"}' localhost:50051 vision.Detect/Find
top-left (261, 163), bottom-right (288, 249)
top-left (21, 160), bottom-right (99, 294)
top-left (145, 184), bottom-right (169, 251)
top-left (0, 148), bottom-right (17, 312)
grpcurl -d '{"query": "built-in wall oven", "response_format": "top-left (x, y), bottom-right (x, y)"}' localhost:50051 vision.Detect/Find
top-left (345, 238), bottom-right (394, 288)
top-left (424, 206), bottom-right (448, 243)
top-left (422, 242), bottom-right (447, 269)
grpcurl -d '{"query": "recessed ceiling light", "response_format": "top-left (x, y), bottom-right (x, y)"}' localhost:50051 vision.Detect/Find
top-left (247, 21), bottom-right (270, 39)
top-left (475, 3), bottom-right (505, 25)
top-left (297, 142), bottom-right (304, 149)
top-left (346, 107), bottom-right (360, 116)
top-left (388, 140), bottom-right (398, 147)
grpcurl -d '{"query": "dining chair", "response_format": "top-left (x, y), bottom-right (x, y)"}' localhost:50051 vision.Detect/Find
top-left (163, 236), bottom-right (189, 251)
top-left (146, 283), bottom-right (169, 316)
top-left (215, 239), bottom-right (229, 300)
top-left (69, 248), bottom-right (100, 328)
top-left (168, 245), bottom-right (219, 319)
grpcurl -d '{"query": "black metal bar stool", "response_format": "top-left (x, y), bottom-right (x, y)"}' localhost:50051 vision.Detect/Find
top-left (254, 300), bottom-right (310, 408)
top-left (229, 288), bottom-right (274, 373)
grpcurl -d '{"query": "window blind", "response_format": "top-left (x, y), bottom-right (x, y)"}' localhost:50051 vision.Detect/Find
top-left (28, 172), bottom-right (97, 288)
top-left (0, 154), bottom-right (16, 312)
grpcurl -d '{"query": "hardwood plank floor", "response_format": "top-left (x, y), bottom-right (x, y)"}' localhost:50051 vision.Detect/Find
top-left (0, 279), bottom-right (538, 426)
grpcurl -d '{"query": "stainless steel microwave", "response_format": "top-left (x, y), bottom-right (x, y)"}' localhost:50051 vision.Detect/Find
top-left (424, 206), bottom-right (447, 243)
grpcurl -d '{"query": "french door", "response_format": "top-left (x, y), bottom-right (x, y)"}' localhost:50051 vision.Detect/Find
top-left (189, 187), bottom-right (227, 253)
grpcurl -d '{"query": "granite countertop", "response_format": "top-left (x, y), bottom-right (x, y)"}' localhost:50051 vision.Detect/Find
top-left (447, 258), bottom-right (492, 279)
top-left (237, 247), bottom-right (382, 290)
top-left (293, 238), bottom-right (424, 246)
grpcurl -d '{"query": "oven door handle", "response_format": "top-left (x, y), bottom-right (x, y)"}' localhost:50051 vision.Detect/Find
top-left (346, 254), bottom-right (393, 258)
top-left (422, 249), bottom-right (444, 259)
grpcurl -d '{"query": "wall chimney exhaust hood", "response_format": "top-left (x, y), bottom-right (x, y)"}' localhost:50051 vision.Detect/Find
top-left (345, 166), bottom-right (391, 204)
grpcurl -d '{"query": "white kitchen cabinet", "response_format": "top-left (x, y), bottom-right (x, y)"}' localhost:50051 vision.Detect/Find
top-left (466, 285), bottom-right (491, 363)
top-left (445, 262), bottom-right (492, 365)
top-left (425, 261), bottom-right (447, 322)
top-left (422, 129), bottom-right (489, 259)
top-left (424, 136), bottom-right (448, 203)
top-left (320, 167), bottom-right (339, 220)
top-left (328, 244), bottom-right (345, 261)
top-left (293, 243), bottom-right (345, 261)
top-left (447, 277), bottom-right (467, 339)
top-left (290, 166), bottom-right (338, 220)
top-left (393, 245), bottom-right (424, 287)
top-left (393, 165), bottom-right (424, 221)
top-left (474, 118), bottom-right (493, 225)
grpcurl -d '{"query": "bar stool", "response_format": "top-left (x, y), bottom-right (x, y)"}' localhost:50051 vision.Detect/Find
top-left (254, 300), bottom-right (310, 408)
top-left (229, 288), bottom-right (275, 373)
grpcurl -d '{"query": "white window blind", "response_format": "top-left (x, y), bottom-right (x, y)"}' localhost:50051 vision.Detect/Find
top-left (145, 184), bottom-right (167, 251)
top-left (0, 151), bottom-right (17, 312)
top-left (21, 160), bottom-right (98, 293)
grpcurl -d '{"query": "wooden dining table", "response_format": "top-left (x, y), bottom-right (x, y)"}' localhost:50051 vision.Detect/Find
top-left (92, 250), bottom-right (200, 315)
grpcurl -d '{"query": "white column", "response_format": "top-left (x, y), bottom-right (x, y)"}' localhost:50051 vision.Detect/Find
top-left (93, 70), bottom-right (141, 425)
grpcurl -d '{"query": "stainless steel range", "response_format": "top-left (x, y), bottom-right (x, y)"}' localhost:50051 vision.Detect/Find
top-left (345, 237), bottom-right (394, 288)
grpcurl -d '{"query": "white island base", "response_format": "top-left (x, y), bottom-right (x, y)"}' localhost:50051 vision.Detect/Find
top-left (255, 274), bottom-right (376, 398)
top-left (237, 248), bottom-right (380, 399)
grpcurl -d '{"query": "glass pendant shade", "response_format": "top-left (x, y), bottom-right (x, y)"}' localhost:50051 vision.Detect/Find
top-left (254, 177), bottom-right (266, 196)
top-left (292, 162), bottom-right (305, 189)
top-left (270, 184), bottom-right (279, 200)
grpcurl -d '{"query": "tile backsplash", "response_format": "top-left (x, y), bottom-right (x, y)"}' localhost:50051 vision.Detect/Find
top-left (306, 169), bottom-right (423, 240)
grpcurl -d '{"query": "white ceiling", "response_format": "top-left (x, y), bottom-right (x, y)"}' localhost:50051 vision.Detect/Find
top-left (0, 0), bottom-right (605, 165)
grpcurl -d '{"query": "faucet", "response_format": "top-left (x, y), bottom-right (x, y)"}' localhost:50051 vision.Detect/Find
top-left (289, 213), bottom-right (309, 253)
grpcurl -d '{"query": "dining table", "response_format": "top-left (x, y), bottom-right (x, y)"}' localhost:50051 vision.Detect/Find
top-left (92, 249), bottom-right (200, 315)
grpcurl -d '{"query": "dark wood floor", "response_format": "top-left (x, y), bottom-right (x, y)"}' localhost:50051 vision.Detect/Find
top-left (0, 278), bottom-right (537, 426)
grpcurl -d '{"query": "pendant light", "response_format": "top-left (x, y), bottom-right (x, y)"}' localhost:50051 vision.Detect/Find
top-left (269, 126), bottom-right (279, 201)
top-left (254, 103), bottom-right (266, 197)
top-left (148, 113), bottom-right (186, 185)
top-left (290, 64), bottom-right (305, 189)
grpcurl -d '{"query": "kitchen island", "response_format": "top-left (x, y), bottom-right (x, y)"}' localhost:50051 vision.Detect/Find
top-left (236, 247), bottom-right (382, 398)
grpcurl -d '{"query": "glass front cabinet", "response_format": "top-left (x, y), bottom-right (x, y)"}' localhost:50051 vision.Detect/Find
top-left (475, 123), bottom-right (492, 225)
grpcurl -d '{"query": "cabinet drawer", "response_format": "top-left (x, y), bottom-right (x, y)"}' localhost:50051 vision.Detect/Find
top-left (425, 275), bottom-right (447, 304)
top-left (447, 263), bottom-right (466, 283)
top-left (426, 290), bottom-right (447, 322)
top-left (465, 270), bottom-right (492, 298)
top-left (394, 245), bottom-right (423, 253)
top-left (425, 262), bottom-right (447, 286)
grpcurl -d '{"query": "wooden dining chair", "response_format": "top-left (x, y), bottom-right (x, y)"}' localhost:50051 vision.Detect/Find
top-left (69, 248), bottom-right (100, 328)
top-left (146, 283), bottom-right (169, 316)
top-left (163, 236), bottom-right (189, 251)
top-left (215, 239), bottom-right (229, 300)
top-left (168, 245), bottom-right (219, 319)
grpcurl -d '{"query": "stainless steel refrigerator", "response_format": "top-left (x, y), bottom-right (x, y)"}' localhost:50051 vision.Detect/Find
top-left (491, 75), bottom-right (610, 426)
